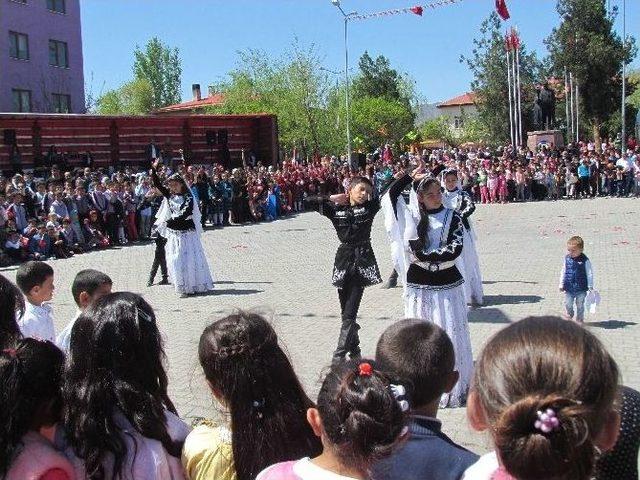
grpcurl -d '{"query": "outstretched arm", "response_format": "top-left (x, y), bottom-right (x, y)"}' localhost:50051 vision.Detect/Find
top-left (150, 161), bottom-right (170, 198)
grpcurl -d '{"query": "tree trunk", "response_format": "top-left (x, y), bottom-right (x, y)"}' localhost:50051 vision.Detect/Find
top-left (592, 118), bottom-right (601, 152)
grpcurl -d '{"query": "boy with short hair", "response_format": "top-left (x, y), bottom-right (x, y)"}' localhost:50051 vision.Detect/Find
top-left (15, 260), bottom-right (55, 342)
top-left (56, 269), bottom-right (113, 353)
top-left (373, 319), bottom-right (478, 480)
top-left (559, 235), bottom-right (594, 323)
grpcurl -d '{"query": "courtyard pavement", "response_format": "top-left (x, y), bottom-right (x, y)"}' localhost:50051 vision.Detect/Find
top-left (4, 196), bottom-right (640, 453)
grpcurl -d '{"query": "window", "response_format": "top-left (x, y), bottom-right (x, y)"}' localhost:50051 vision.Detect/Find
top-left (52, 93), bottom-right (71, 113)
top-left (48, 40), bottom-right (69, 68)
top-left (46, 0), bottom-right (65, 13)
top-left (454, 116), bottom-right (464, 129)
top-left (12, 89), bottom-right (32, 112)
top-left (9, 32), bottom-right (29, 60)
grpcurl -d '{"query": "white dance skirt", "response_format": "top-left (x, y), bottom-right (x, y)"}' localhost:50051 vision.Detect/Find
top-left (165, 228), bottom-right (215, 295)
top-left (404, 283), bottom-right (473, 408)
top-left (457, 228), bottom-right (484, 305)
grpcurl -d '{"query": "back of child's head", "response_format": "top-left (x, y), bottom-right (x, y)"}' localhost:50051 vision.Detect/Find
top-left (375, 319), bottom-right (455, 408)
top-left (0, 274), bottom-right (24, 348)
top-left (472, 316), bottom-right (619, 480)
top-left (317, 359), bottom-right (407, 474)
top-left (0, 338), bottom-right (64, 475)
top-left (15, 261), bottom-right (54, 295)
top-left (71, 269), bottom-right (113, 308)
top-left (198, 311), bottom-right (321, 480)
top-left (63, 292), bottom-right (180, 479)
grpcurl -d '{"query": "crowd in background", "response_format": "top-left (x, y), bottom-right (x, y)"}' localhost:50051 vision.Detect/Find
top-left (0, 135), bottom-right (638, 266)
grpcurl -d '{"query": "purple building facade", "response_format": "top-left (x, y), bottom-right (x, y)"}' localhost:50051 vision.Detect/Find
top-left (0, 0), bottom-right (84, 113)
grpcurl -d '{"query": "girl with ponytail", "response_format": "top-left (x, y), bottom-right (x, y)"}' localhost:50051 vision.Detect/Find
top-left (464, 316), bottom-right (621, 480)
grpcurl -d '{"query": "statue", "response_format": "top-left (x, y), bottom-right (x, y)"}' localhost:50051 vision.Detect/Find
top-left (535, 82), bottom-right (556, 130)
top-left (533, 97), bottom-right (543, 130)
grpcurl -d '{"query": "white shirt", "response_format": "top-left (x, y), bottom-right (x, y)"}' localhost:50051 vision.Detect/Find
top-left (462, 452), bottom-right (499, 480)
top-left (56, 310), bottom-right (81, 354)
top-left (18, 301), bottom-right (55, 342)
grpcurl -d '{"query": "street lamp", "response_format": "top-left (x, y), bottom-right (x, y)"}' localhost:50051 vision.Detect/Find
top-left (330, 0), bottom-right (356, 168)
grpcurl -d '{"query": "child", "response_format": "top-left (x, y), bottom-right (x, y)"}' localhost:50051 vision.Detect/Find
top-left (374, 319), bottom-right (478, 479)
top-left (256, 359), bottom-right (407, 480)
top-left (464, 316), bottom-right (620, 480)
top-left (383, 162), bottom-right (472, 408)
top-left (306, 177), bottom-right (383, 363)
top-left (57, 292), bottom-right (190, 479)
top-left (147, 226), bottom-right (169, 287)
top-left (0, 274), bottom-right (24, 348)
top-left (558, 235), bottom-right (593, 323)
top-left (183, 311), bottom-right (322, 480)
top-left (15, 261), bottom-right (55, 342)
top-left (55, 269), bottom-right (113, 354)
top-left (0, 338), bottom-right (75, 479)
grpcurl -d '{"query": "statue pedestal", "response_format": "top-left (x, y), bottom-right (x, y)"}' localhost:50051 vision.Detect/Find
top-left (527, 130), bottom-right (564, 151)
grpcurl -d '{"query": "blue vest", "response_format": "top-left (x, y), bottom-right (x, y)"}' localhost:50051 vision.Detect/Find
top-left (563, 253), bottom-right (588, 293)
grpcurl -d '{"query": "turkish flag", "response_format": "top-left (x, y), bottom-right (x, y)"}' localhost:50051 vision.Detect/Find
top-left (410, 6), bottom-right (423, 16)
top-left (510, 28), bottom-right (520, 50)
top-left (495, 0), bottom-right (510, 20)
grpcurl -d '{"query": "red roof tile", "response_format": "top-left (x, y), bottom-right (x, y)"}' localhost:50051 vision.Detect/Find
top-left (155, 93), bottom-right (226, 113)
top-left (437, 92), bottom-right (477, 108)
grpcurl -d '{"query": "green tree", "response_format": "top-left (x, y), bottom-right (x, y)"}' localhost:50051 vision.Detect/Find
top-left (96, 78), bottom-right (154, 115)
top-left (461, 13), bottom-right (543, 145)
top-left (133, 37), bottom-right (182, 109)
top-left (350, 96), bottom-right (415, 150)
top-left (419, 116), bottom-right (455, 146)
top-left (545, 0), bottom-right (637, 143)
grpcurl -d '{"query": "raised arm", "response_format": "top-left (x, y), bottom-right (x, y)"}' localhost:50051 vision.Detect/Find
top-left (150, 164), bottom-right (170, 199)
top-left (459, 191), bottom-right (476, 219)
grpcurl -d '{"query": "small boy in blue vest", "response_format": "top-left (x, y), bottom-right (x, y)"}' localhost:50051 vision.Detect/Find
top-left (559, 235), bottom-right (594, 323)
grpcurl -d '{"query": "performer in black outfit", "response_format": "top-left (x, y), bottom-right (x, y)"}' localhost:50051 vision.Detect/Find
top-left (307, 176), bottom-right (406, 363)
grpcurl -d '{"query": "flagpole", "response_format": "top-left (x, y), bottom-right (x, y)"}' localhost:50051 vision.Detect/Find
top-left (564, 66), bottom-right (571, 140)
top-left (506, 46), bottom-right (515, 147)
top-left (575, 81), bottom-right (579, 142)
top-left (569, 72), bottom-right (575, 142)
top-left (621, 0), bottom-right (626, 146)
top-left (515, 37), bottom-right (523, 146)
top-left (511, 44), bottom-right (519, 145)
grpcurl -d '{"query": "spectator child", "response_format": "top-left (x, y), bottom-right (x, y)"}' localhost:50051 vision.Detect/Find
top-left (497, 170), bottom-right (508, 204)
top-left (464, 316), bottom-right (620, 480)
top-left (183, 311), bottom-right (322, 480)
top-left (0, 338), bottom-right (74, 480)
top-left (57, 292), bottom-right (190, 479)
top-left (558, 235), bottom-right (593, 323)
top-left (0, 274), bottom-right (24, 348)
top-left (7, 192), bottom-right (27, 233)
top-left (55, 269), bottom-right (113, 354)
top-left (374, 319), bottom-right (478, 480)
top-left (15, 261), bottom-right (55, 342)
top-left (49, 192), bottom-right (69, 220)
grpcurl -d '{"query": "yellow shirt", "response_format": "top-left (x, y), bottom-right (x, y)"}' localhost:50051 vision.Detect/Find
top-left (182, 420), bottom-right (237, 480)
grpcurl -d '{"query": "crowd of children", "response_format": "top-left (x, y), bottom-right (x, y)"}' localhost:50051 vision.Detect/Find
top-left (0, 242), bottom-right (636, 479)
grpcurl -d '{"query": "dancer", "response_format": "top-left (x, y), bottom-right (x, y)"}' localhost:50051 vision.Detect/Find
top-left (151, 160), bottom-right (214, 297)
top-left (382, 161), bottom-right (472, 408)
top-left (147, 226), bottom-right (169, 287)
top-left (441, 169), bottom-right (484, 306)
top-left (307, 177), bottom-right (389, 363)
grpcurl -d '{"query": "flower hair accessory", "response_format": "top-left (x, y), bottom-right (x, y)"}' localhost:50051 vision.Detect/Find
top-left (2, 348), bottom-right (17, 358)
top-left (390, 384), bottom-right (410, 412)
top-left (534, 408), bottom-right (560, 434)
top-left (358, 362), bottom-right (373, 376)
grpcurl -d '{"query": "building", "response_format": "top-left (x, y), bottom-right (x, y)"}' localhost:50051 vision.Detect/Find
top-left (155, 84), bottom-right (225, 115)
top-left (0, 0), bottom-right (85, 114)
top-left (436, 92), bottom-right (478, 131)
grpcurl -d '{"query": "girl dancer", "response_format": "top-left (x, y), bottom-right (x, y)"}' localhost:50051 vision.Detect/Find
top-left (382, 161), bottom-right (473, 408)
top-left (151, 160), bottom-right (214, 296)
top-left (441, 169), bottom-right (484, 306)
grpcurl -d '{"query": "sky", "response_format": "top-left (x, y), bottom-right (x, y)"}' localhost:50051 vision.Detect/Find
top-left (80, 0), bottom-right (639, 105)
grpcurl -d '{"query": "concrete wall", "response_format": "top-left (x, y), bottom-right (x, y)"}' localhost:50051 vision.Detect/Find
top-left (0, 0), bottom-right (84, 113)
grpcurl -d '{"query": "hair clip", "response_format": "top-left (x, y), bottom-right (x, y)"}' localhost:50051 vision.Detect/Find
top-left (390, 384), bottom-right (410, 412)
top-left (252, 398), bottom-right (266, 419)
top-left (534, 408), bottom-right (560, 434)
top-left (135, 307), bottom-right (153, 324)
top-left (358, 362), bottom-right (373, 376)
top-left (2, 348), bottom-right (17, 358)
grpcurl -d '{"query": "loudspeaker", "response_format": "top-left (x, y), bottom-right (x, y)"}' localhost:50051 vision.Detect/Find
top-left (206, 130), bottom-right (217, 146)
top-left (3, 129), bottom-right (16, 145)
top-left (218, 129), bottom-right (228, 146)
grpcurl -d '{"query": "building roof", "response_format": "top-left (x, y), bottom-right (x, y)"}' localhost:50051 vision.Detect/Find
top-left (155, 93), bottom-right (226, 113)
top-left (437, 92), bottom-right (477, 108)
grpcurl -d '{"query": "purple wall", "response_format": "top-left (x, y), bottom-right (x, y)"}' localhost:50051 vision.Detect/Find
top-left (0, 0), bottom-right (84, 113)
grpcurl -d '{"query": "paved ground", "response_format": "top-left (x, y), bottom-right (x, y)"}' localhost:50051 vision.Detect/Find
top-left (3, 196), bottom-right (640, 453)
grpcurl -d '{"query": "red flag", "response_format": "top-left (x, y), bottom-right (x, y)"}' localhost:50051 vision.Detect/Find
top-left (495, 0), bottom-right (510, 20)
top-left (510, 27), bottom-right (520, 50)
top-left (410, 6), bottom-right (423, 16)
top-left (504, 32), bottom-right (513, 51)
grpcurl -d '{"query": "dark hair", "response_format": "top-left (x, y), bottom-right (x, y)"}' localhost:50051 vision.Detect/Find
top-left (15, 261), bottom-right (54, 294)
top-left (62, 292), bottom-right (180, 480)
top-left (317, 359), bottom-right (407, 474)
top-left (375, 319), bottom-right (454, 407)
top-left (474, 316), bottom-right (619, 480)
top-left (349, 176), bottom-right (373, 190)
top-left (198, 311), bottom-right (322, 480)
top-left (0, 274), bottom-right (24, 348)
top-left (71, 269), bottom-right (113, 306)
top-left (0, 339), bottom-right (64, 476)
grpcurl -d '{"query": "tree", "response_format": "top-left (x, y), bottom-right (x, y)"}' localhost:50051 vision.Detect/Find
top-left (350, 96), bottom-right (415, 150)
top-left (461, 13), bottom-right (544, 145)
top-left (545, 0), bottom-right (637, 143)
top-left (133, 37), bottom-right (182, 109)
top-left (96, 78), bottom-right (154, 115)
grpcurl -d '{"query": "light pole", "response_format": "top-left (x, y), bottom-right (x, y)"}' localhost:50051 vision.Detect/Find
top-left (331, 0), bottom-right (356, 167)
top-left (621, 0), bottom-right (627, 147)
